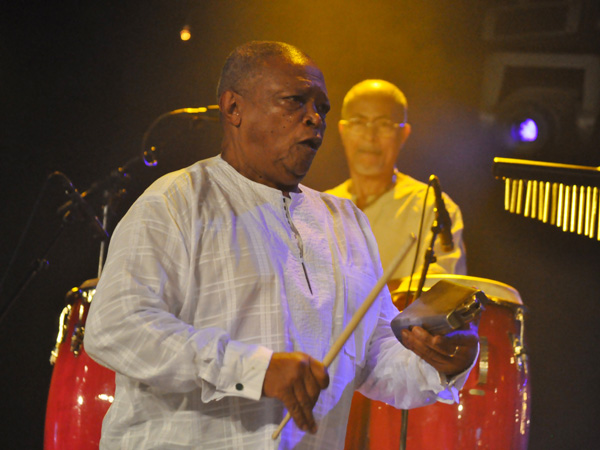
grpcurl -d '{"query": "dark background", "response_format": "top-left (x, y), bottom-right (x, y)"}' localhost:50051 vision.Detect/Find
top-left (1, 1), bottom-right (599, 448)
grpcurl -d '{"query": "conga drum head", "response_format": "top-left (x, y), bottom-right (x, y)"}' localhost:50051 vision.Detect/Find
top-left (393, 274), bottom-right (523, 311)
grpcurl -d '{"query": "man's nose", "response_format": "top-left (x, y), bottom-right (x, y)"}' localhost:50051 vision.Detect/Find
top-left (364, 123), bottom-right (378, 141)
top-left (304, 101), bottom-right (325, 129)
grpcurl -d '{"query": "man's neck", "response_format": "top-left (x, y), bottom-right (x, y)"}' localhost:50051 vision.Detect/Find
top-left (349, 170), bottom-right (397, 209)
top-left (221, 142), bottom-right (301, 194)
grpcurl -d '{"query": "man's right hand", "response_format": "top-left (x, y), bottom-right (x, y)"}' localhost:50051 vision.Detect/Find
top-left (262, 352), bottom-right (329, 434)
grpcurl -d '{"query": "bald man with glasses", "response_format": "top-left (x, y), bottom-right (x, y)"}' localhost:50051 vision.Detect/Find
top-left (327, 79), bottom-right (467, 285)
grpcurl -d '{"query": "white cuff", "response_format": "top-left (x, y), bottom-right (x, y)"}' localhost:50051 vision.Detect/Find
top-left (201, 342), bottom-right (273, 402)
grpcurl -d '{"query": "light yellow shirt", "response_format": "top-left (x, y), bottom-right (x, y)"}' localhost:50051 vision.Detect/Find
top-left (326, 172), bottom-right (467, 282)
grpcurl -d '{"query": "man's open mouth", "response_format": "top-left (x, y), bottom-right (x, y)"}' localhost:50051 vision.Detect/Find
top-left (299, 137), bottom-right (322, 151)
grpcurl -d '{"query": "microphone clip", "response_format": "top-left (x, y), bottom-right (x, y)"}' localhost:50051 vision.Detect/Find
top-left (429, 174), bottom-right (454, 253)
top-left (55, 173), bottom-right (109, 241)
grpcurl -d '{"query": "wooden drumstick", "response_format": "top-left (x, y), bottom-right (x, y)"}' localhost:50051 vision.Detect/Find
top-left (271, 234), bottom-right (416, 440)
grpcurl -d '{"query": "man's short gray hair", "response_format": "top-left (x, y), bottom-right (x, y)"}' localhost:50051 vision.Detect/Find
top-left (217, 41), bottom-right (312, 102)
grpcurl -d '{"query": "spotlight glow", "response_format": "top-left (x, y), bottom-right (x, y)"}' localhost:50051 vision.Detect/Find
top-left (513, 118), bottom-right (538, 142)
top-left (180, 26), bottom-right (191, 41)
top-left (517, 118), bottom-right (538, 142)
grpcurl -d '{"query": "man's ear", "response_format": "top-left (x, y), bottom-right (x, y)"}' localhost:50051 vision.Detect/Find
top-left (219, 90), bottom-right (242, 127)
top-left (338, 120), bottom-right (348, 145)
top-left (398, 123), bottom-right (411, 148)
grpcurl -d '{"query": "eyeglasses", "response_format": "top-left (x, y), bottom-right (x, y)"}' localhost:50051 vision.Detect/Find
top-left (339, 118), bottom-right (405, 137)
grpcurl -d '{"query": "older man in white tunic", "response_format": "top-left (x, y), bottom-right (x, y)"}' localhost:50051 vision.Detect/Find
top-left (84, 41), bottom-right (478, 449)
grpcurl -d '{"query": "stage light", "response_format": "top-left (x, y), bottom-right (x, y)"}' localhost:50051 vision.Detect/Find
top-left (180, 25), bottom-right (191, 41)
top-left (480, 52), bottom-right (600, 163)
top-left (514, 119), bottom-right (538, 143)
top-left (491, 87), bottom-right (562, 159)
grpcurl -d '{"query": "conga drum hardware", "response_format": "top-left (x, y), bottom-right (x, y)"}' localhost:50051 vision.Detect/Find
top-left (49, 285), bottom-right (97, 362)
top-left (513, 308), bottom-right (528, 358)
top-left (476, 336), bottom-right (489, 386)
top-left (45, 279), bottom-right (115, 450)
top-left (70, 286), bottom-right (95, 356)
top-left (509, 308), bottom-right (530, 384)
top-left (49, 304), bottom-right (71, 365)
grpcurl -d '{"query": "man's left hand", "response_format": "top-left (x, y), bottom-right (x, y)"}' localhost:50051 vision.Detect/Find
top-left (399, 321), bottom-right (479, 377)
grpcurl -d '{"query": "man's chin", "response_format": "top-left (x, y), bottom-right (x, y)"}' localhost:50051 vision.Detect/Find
top-left (286, 169), bottom-right (308, 186)
top-left (268, 166), bottom-right (307, 192)
top-left (290, 155), bottom-right (315, 179)
top-left (353, 163), bottom-right (386, 177)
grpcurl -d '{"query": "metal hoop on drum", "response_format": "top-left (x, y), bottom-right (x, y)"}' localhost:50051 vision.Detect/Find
top-left (44, 279), bottom-right (116, 450)
top-left (344, 274), bottom-right (530, 450)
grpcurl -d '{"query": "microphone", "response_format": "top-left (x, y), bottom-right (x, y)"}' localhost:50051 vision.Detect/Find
top-left (55, 173), bottom-right (109, 240)
top-left (141, 105), bottom-right (220, 167)
top-left (429, 175), bottom-right (454, 252)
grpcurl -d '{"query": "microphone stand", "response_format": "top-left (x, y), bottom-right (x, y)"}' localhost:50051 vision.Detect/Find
top-left (78, 153), bottom-right (151, 276)
top-left (97, 203), bottom-right (109, 277)
top-left (0, 154), bottom-right (151, 325)
top-left (399, 186), bottom-right (445, 450)
top-left (0, 170), bottom-right (109, 325)
top-left (2, 106), bottom-right (207, 324)
top-left (0, 224), bottom-right (65, 323)
top-left (414, 216), bottom-right (443, 301)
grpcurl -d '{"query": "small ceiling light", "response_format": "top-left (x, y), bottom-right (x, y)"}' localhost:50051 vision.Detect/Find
top-left (180, 25), bottom-right (191, 41)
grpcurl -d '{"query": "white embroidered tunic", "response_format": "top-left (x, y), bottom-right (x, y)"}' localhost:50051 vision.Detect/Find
top-left (85, 155), bottom-right (468, 449)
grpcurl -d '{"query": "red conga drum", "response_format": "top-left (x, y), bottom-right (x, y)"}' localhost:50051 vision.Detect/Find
top-left (44, 279), bottom-right (115, 450)
top-left (344, 275), bottom-right (530, 449)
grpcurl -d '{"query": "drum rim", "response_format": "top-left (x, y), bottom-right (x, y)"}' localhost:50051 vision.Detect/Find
top-left (79, 278), bottom-right (99, 290)
top-left (394, 274), bottom-right (523, 305)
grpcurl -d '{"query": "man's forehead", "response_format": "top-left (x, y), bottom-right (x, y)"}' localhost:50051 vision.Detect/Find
top-left (264, 56), bottom-right (323, 78)
top-left (346, 92), bottom-right (401, 114)
top-left (250, 57), bottom-right (327, 96)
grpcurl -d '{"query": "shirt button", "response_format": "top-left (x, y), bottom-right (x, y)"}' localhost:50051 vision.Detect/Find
top-left (235, 383), bottom-right (244, 391)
